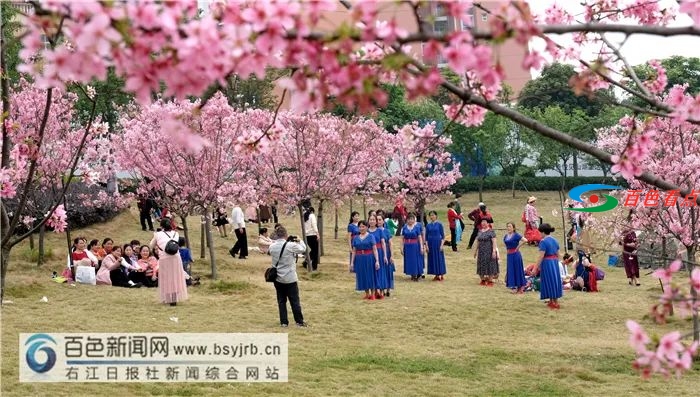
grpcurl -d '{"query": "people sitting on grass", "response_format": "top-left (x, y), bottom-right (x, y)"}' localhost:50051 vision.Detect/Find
top-left (95, 238), bottom-right (114, 260)
top-left (570, 251), bottom-right (601, 292)
top-left (257, 227), bottom-right (274, 254)
top-left (135, 245), bottom-right (158, 288)
top-left (67, 237), bottom-right (99, 279)
top-left (96, 244), bottom-right (142, 288)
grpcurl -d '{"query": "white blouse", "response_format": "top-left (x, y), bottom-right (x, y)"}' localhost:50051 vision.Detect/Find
top-left (304, 213), bottom-right (318, 236)
top-left (149, 230), bottom-right (180, 256)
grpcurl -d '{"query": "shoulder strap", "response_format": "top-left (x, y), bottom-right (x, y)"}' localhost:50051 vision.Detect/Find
top-left (273, 242), bottom-right (289, 268)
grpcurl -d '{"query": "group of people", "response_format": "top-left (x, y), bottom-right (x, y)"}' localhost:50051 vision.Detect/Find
top-left (340, 194), bottom-right (615, 312)
top-left (65, 219), bottom-right (196, 306)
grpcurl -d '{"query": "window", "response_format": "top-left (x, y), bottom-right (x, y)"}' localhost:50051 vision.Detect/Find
top-left (462, 15), bottom-right (475, 30)
top-left (433, 20), bottom-right (448, 34)
top-left (435, 3), bottom-right (446, 17)
top-left (481, 13), bottom-right (488, 21)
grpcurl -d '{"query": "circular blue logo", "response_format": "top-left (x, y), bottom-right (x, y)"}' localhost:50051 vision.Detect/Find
top-left (25, 334), bottom-right (57, 373)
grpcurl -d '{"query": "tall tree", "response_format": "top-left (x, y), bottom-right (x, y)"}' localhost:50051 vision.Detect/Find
top-left (253, 112), bottom-right (387, 267)
top-left (384, 122), bottom-right (462, 220)
top-left (518, 63), bottom-right (614, 117)
top-left (115, 92), bottom-right (257, 279)
top-left (630, 56), bottom-right (700, 96)
top-left (449, 111), bottom-right (522, 201)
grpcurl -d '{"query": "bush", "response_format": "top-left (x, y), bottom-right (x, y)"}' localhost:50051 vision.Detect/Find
top-left (453, 176), bottom-right (629, 193)
top-left (6, 182), bottom-right (128, 234)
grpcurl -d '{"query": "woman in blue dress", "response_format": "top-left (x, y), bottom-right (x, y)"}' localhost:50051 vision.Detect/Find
top-left (504, 222), bottom-right (528, 294)
top-left (368, 215), bottom-right (388, 299)
top-left (377, 214), bottom-right (395, 297)
top-left (533, 223), bottom-right (563, 309)
top-left (425, 211), bottom-right (446, 281)
top-left (347, 211), bottom-right (360, 268)
top-left (350, 220), bottom-right (380, 300)
top-left (402, 213), bottom-right (425, 281)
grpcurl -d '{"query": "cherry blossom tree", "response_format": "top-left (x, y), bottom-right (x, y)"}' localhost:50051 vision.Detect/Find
top-left (1, 79), bottom-right (100, 300)
top-left (115, 92), bottom-right (257, 279)
top-left (252, 112), bottom-right (387, 268)
top-left (384, 122), bottom-right (462, 220)
top-left (596, 103), bottom-right (700, 371)
top-left (11, 0), bottom-right (700, 376)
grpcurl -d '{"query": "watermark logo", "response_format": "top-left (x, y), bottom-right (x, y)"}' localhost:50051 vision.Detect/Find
top-left (566, 184), bottom-right (624, 213)
top-left (25, 334), bottom-right (57, 373)
top-left (566, 185), bottom-right (699, 213)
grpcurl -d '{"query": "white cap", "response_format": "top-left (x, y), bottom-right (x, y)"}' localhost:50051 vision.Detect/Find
top-left (478, 202), bottom-right (485, 207)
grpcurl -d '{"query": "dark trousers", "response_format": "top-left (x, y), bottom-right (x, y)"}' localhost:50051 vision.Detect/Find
top-left (307, 235), bottom-right (319, 271)
top-left (450, 227), bottom-right (457, 251)
top-left (272, 206), bottom-right (279, 224)
top-left (140, 212), bottom-right (153, 231)
top-left (274, 281), bottom-right (304, 325)
top-left (468, 225), bottom-right (479, 248)
top-left (110, 269), bottom-right (132, 287)
top-left (231, 228), bottom-right (248, 258)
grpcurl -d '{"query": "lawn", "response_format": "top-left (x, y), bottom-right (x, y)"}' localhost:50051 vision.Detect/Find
top-left (1, 191), bottom-right (698, 396)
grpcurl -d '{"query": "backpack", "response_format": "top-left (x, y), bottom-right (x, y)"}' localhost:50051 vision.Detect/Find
top-left (521, 211), bottom-right (526, 223)
top-left (163, 232), bottom-right (179, 255)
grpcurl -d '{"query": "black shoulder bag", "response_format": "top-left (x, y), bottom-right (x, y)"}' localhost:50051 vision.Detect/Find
top-left (164, 232), bottom-right (180, 255)
top-left (265, 242), bottom-right (288, 283)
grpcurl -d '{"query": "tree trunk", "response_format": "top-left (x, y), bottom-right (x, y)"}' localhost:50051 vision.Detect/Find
top-left (29, 233), bottom-right (34, 250)
top-left (200, 215), bottom-right (206, 259)
top-left (180, 215), bottom-right (190, 250)
top-left (334, 207), bottom-right (339, 240)
top-left (558, 190), bottom-right (568, 253)
top-left (297, 203), bottom-right (312, 273)
top-left (478, 175), bottom-right (484, 202)
top-left (572, 153), bottom-right (579, 177)
top-left (64, 211), bottom-right (73, 271)
top-left (106, 172), bottom-right (117, 194)
top-left (511, 174), bottom-right (516, 199)
top-left (687, 246), bottom-right (698, 341)
top-left (1, 246), bottom-right (9, 303)
top-left (204, 213), bottom-right (217, 280)
top-left (38, 224), bottom-right (45, 266)
top-left (318, 199), bottom-right (324, 259)
top-left (362, 197), bottom-right (367, 221)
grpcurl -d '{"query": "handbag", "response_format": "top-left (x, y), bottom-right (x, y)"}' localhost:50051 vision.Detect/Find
top-left (75, 265), bottom-right (96, 285)
top-left (163, 232), bottom-right (180, 255)
top-left (265, 241), bottom-right (288, 283)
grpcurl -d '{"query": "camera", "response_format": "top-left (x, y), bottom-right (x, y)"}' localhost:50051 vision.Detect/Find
top-left (287, 235), bottom-right (300, 242)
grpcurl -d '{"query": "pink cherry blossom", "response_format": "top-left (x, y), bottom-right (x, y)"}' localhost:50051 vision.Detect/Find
top-left (680, 0), bottom-right (700, 27)
top-left (626, 320), bottom-right (651, 353)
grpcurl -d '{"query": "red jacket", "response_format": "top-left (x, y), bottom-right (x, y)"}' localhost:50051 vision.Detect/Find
top-left (468, 208), bottom-right (493, 225)
top-left (447, 208), bottom-right (462, 229)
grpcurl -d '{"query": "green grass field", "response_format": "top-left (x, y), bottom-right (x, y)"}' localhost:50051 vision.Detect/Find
top-left (2, 191), bottom-right (699, 396)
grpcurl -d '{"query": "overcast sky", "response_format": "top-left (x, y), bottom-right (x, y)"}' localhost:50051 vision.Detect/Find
top-left (528, 0), bottom-right (700, 67)
top-left (197, 0), bottom-right (700, 66)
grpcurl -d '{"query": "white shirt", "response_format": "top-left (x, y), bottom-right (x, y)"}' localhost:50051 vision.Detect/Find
top-left (149, 230), bottom-right (180, 256)
top-left (231, 206), bottom-right (245, 229)
top-left (304, 213), bottom-right (318, 236)
top-left (558, 261), bottom-right (569, 278)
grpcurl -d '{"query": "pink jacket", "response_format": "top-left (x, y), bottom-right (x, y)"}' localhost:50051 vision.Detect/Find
top-left (97, 254), bottom-right (120, 285)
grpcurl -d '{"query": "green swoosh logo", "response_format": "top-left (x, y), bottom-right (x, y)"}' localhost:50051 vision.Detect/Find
top-left (567, 194), bottom-right (619, 213)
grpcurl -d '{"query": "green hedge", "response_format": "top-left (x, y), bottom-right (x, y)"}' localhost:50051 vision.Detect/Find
top-left (453, 176), bottom-right (629, 192)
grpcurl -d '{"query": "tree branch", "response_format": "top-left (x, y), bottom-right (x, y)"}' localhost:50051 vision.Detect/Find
top-left (9, 95), bottom-right (99, 247)
top-left (2, 88), bottom-right (54, 247)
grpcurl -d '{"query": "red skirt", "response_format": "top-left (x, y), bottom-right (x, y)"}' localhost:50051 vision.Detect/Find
top-left (524, 223), bottom-right (542, 244)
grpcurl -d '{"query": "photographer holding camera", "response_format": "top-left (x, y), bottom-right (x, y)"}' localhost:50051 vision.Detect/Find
top-left (269, 226), bottom-right (309, 327)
